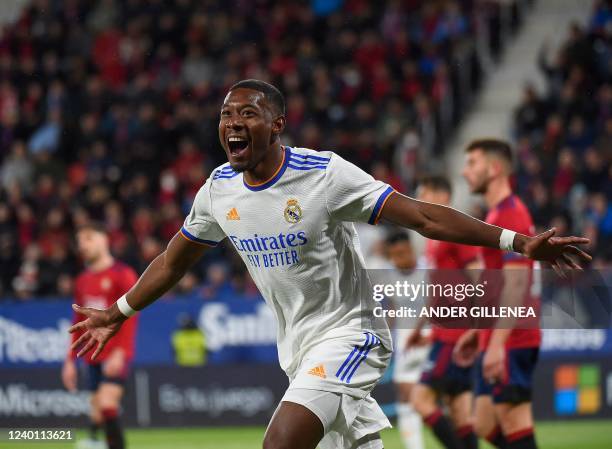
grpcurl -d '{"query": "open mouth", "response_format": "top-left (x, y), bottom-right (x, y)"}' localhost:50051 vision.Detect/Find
top-left (228, 136), bottom-right (249, 156)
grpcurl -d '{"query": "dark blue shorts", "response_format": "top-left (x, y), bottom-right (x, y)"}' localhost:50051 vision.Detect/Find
top-left (475, 347), bottom-right (539, 404)
top-left (86, 363), bottom-right (129, 391)
top-left (420, 341), bottom-right (474, 396)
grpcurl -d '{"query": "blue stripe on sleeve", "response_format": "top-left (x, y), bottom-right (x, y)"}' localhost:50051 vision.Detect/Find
top-left (214, 172), bottom-right (240, 179)
top-left (368, 186), bottom-right (394, 225)
top-left (288, 157), bottom-right (330, 166)
top-left (180, 227), bottom-right (220, 246)
top-left (287, 163), bottom-right (328, 171)
top-left (290, 152), bottom-right (331, 162)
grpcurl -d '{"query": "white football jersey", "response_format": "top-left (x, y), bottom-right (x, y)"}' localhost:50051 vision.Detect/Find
top-left (181, 146), bottom-right (394, 376)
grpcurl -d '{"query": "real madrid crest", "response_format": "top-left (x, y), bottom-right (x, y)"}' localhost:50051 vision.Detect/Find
top-left (284, 199), bottom-right (302, 223)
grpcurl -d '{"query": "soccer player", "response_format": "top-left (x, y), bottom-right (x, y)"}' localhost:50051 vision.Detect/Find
top-left (62, 222), bottom-right (138, 449)
top-left (385, 231), bottom-right (429, 449)
top-left (408, 175), bottom-right (480, 449)
top-left (456, 139), bottom-right (549, 449)
top-left (69, 80), bottom-right (589, 449)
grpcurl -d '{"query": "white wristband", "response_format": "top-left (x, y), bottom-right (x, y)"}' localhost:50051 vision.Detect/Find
top-left (116, 294), bottom-right (137, 317)
top-left (499, 229), bottom-right (516, 252)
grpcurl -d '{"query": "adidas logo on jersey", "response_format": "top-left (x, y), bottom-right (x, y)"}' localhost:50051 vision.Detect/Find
top-left (226, 207), bottom-right (240, 220)
top-left (307, 364), bottom-right (326, 378)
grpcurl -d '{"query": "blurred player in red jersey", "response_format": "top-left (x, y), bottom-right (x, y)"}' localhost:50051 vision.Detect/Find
top-left (407, 176), bottom-right (480, 449)
top-left (62, 222), bottom-right (138, 449)
top-left (457, 139), bottom-right (542, 449)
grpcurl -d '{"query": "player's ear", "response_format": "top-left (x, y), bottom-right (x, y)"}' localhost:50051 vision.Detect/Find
top-left (271, 115), bottom-right (285, 141)
top-left (487, 158), bottom-right (500, 178)
top-left (494, 159), bottom-right (507, 177)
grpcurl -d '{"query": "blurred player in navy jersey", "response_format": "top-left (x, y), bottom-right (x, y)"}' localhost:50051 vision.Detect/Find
top-left (457, 139), bottom-right (544, 449)
top-left (408, 175), bottom-right (480, 449)
top-left (62, 222), bottom-right (138, 449)
top-left (69, 81), bottom-right (589, 449)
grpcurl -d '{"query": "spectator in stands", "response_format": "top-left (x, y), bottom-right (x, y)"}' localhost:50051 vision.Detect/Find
top-left (514, 9), bottom-right (611, 262)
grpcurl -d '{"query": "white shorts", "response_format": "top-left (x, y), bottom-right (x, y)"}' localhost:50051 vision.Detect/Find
top-left (282, 331), bottom-right (392, 449)
top-left (392, 328), bottom-right (431, 384)
top-left (282, 389), bottom-right (386, 449)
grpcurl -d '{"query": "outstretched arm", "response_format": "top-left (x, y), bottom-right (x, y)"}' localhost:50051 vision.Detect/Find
top-left (69, 232), bottom-right (208, 359)
top-left (380, 192), bottom-right (591, 273)
top-left (113, 232), bottom-right (207, 315)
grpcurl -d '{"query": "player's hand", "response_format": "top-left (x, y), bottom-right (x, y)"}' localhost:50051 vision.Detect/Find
top-left (405, 329), bottom-right (428, 350)
top-left (69, 304), bottom-right (125, 361)
top-left (519, 228), bottom-right (591, 277)
top-left (483, 343), bottom-right (505, 384)
top-left (61, 358), bottom-right (77, 392)
top-left (453, 329), bottom-right (479, 367)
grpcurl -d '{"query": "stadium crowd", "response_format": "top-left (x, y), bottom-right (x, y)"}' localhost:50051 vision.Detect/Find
top-left (0, 0), bottom-right (608, 300)
top-left (513, 0), bottom-right (612, 265)
top-left (0, 0), bottom-right (492, 299)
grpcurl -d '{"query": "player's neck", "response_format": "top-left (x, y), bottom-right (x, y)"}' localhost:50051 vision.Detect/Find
top-left (484, 178), bottom-right (513, 209)
top-left (88, 254), bottom-right (114, 272)
top-left (243, 142), bottom-right (284, 186)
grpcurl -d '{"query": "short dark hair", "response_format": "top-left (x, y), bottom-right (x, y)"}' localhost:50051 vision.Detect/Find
top-left (76, 221), bottom-right (107, 235)
top-left (386, 230), bottom-right (410, 245)
top-left (229, 79), bottom-right (285, 116)
top-left (418, 174), bottom-right (452, 195)
top-left (465, 138), bottom-right (513, 166)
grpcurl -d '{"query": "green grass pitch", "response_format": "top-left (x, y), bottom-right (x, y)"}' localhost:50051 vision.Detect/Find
top-left (4, 420), bottom-right (612, 449)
